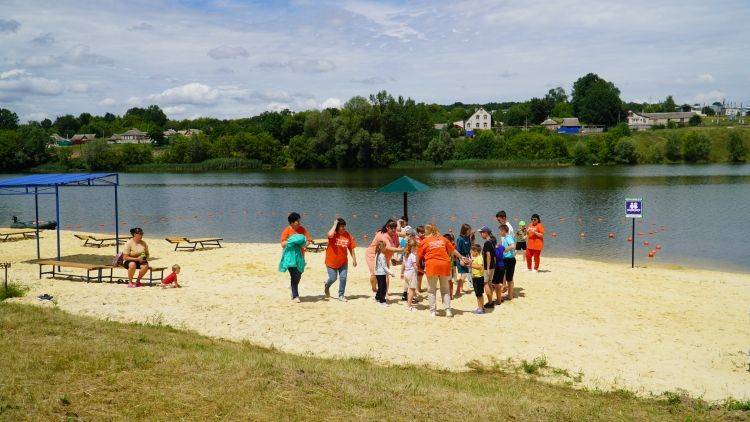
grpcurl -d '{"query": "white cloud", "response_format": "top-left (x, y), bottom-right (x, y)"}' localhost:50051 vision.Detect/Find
top-left (64, 44), bottom-right (115, 67)
top-left (0, 19), bottom-right (20, 33)
top-left (98, 97), bottom-right (117, 107)
top-left (128, 22), bottom-right (154, 31)
top-left (342, 1), bottom-right (425, 41)
top-left (22, 55), bottom-right (57, 67)
top-left (259, 58), bottom-right (336, 73)
top-left (321, 97), bottom-right (343, 109)
top-left (30, 32), bottom-right (54, 46)
top-left (163, 105), bottom-right (187, 115)
top-left (697, 73), bottom-right (715, 83)
top-left (694, 90), bottom-right (726, 103)
top-left (147, 82), bottom-right (221, 105)
top-left (207, 45), bottom-right (249, 60)
top-left (0, 69), bottom-right (63, 101)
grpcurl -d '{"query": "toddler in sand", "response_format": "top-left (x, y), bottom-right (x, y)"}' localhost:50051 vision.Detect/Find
top-left (161, 264), bottom-right (182, 288)
top-left (400, 238), bottom-right (419, 311)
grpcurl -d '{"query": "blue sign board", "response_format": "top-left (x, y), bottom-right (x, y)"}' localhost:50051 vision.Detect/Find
top-left (625, 198), bottom-right (643, 218)
top-left (466, 130), bottom-right (474, 138)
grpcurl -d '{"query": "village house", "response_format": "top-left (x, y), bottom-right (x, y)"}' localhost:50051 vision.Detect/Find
top-left (541, 118), bottom-right (559, 131)
top-left (464, 107), bottom-right (492, 131)
top-left (627, 111), bottom-right (696, 130)
top-left (108, 128), bottom-right (151, 144)
top-left (164, 128), bottom-right (204, 138)
top-left (557, 117), bottom-right (581, 134)
top-left (69, 134), bottom-right (96, 145)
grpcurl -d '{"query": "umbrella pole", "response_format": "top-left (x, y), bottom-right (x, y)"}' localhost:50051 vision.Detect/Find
top-left (403, 192), bottom-right (408, 219)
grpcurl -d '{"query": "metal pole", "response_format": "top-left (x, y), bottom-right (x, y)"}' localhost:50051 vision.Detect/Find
top-left (34, 187), bottom-right (40, 260)
top-left (403, 192), bottom-right (407, 219)
top-left (631, 219), bottom-right (635, 268)
top-left (114, 183), bottom-right (120, 254)
top-left (55, 185), bottom-right (61, 262)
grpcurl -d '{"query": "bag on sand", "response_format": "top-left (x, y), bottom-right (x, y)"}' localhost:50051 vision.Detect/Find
top-left (112, 252), bottom-right (123, 267)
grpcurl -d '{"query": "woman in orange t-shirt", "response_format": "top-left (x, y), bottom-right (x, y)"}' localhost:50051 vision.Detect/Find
top-left (525, 213), bottom-right (545, 271)
top-left (365, 219), bottom-right (403, 293)
top-left (324, 218), bottom-right (357, 301)
top-left (417, 224), bottom-right (469, 318)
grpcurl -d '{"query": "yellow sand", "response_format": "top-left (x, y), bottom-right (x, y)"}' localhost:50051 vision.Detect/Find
top-left (3, 231), bottom-right (749, 401)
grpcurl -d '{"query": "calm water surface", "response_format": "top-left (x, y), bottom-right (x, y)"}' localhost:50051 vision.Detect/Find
top-left (1, 165), bottom-right (749, 271)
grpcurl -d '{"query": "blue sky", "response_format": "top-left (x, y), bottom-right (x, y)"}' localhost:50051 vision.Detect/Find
top-left (1, 0), bottom-right (748, 122)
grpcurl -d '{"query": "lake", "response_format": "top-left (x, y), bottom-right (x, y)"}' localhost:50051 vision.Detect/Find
top-left (1, 165), bottom-right (749, 271)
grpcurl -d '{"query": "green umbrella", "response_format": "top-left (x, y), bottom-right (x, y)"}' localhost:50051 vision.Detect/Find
top-left (378, 175), bottom-right (430, 218)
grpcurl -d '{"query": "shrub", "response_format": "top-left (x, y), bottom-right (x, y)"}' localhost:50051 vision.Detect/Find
top-left (688, 115), bottom-right (702, 126)
top-left (664, 133), bottom-right (682, 161)
top-left (682, 132), bottom-right (710, 162)
top-left (424, 131), bottom-right (454, 164)
top-left (0, 282), bottom-right (28, 301)
top-left (572, 142), bottom-right (589, 166)
top-left (614, 138), bottom-right (638, 164)
top-left (727, 132), bottom-right (746, 162)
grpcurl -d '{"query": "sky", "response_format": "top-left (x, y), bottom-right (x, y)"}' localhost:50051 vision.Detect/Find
top-left (1, 0), bottom-right (749, 122)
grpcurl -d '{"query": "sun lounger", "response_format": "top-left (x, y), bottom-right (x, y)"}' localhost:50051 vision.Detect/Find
top-left (165, 236), bottom-right (223, 251)
top-left (307, 238), bottom-right (328, 253)
top-left (37, 259), bottom-right (166, 285)
top-left (0, 229), bottom-right (38, 242)
top-left (74, 234), bottom-right (131, 248)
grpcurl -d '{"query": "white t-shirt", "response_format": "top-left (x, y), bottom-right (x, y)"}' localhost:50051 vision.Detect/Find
top-left (498, 221), bottom-right (514, 236)
top-left (403, 252), bottom-right (417, 278)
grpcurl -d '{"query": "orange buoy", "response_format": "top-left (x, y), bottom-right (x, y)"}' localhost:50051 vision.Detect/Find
top-left (643, 241), bottom-right (650, 246)
top-left (637, 232), bottom-right (644, 236)
top-left (648, 251), bottom-right (655, 258)
top-left (627, 236), bottom-right (633, 242)
top-left (655, 244), bottom-right (662, 250)
top-left (608, 233), bottom-right (615, 238)
top-left (551, 232), bottom-right (558, 237)
top-left (579, 232), bottom-right (585, 237)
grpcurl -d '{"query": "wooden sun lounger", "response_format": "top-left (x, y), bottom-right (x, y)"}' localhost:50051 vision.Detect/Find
top-left (37, 259), bottom-right (166, 285)
top-left (166, 236), bottom-right (223, 251)
top-left (307, 238), bottom-right (328, 253)
top-left (0, 229), bottom-right (38, 242)
top-left (74, 234), bottom-right (131, 248)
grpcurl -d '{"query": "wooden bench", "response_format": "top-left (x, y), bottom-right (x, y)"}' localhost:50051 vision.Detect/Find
top-left (74, 234), bottom-right (131, 248)
top-left (166, 236), bottom-right (223, 251)
top-left (37, 260), bottom-right (166, 285)
top-left (0, 229), bottom-right (37, 242)
top-left (307, 238), bottom-right (328, 253)
top-left (37, 260), bottom-right (107, 282)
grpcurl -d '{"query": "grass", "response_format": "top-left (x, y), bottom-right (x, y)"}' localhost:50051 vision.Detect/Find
top-left (391, 159), bottom-right (571, 169)
top-left (126, 157), bottom-right (263, 172)
top-left (0, 304), bottom-right (745, 420)
top-left (0, 282), bottom-right (28, 301)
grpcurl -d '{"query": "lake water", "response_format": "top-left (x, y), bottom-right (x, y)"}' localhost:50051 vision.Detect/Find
top-left (1, 165), bottom-right (749, 271)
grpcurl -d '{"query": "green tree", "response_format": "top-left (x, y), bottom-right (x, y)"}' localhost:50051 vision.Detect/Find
top-left (78, 112), bottom-right (92, 126)
top-left (662, 95), bottom-right (676, 112)
top-left (529, 98), bottom-right (551, 124)
top-left (607, 122), bottom-right (631, 139)
top-left (688, 115), bottom-right (702, 126)
top-left (54, 114), bottom-right (81, 136)
top-left (727, 132), bottom-right (746, 162)
top-left (614, 138), bottom-right (638, 164)
top-left (0, 108), bottom-right (19, 130)
top-left (664, 133), bottom-right (682, 161)
top-left (701, 106), bottom-right (715, 116)
top-left (545, 87), bottom-right (567, 104)
top-left (571, 73), bottom-right (623, 127)
top-left (424, 131), bottom-right (454, 164)
top-left (504, 103), bottom-right (531, 126)
top-left (572, 142), bottom-right (589, 165)
top-left (551, 102), bottom-right (573, 118)
top-left (40, 118), bottom-right (52, 129)
top-left (682, 132), bottom-right (710, 162)
top-left (163, 135), bottom-right (210, 163)
top-left (148, 128), bottom-right (166, 146)
top-left (81, 140), bottom-right (124, 171)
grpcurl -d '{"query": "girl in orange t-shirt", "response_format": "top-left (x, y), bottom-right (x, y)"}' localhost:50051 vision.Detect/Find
top-left (417, 224), bottom-right (469, 318)
top-left (525, 213), bottom-right (545, 271)
top-left (324, 218), bottom-right (357, 301)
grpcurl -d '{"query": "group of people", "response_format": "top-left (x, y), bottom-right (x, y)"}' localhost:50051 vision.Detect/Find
top-left (279, 210), bottom-right (546, 317)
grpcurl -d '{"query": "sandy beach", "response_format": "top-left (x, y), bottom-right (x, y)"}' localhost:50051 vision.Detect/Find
top-left (3, 230), bottom-right (749, 401)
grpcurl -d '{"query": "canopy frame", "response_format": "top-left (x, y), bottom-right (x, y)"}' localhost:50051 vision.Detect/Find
top-left (0, 173), bottom-right (120, 261)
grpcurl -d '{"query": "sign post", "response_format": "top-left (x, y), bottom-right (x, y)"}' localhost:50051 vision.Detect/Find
top-left (625, 198), bottom-right (643, 268)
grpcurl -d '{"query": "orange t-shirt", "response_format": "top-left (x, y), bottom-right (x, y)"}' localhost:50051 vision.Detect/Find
top-left (527, 223), bottom-right (545, 250)
top-left (325, 231), bottom-right (356, 269)
top-left (417, 235), bottom-right (455, 277)
top-left (280, 225), bottom-right (312, 254)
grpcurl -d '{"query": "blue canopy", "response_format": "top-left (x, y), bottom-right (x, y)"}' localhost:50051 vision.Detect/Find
top-left (0, 173), bottom-right (120, 260)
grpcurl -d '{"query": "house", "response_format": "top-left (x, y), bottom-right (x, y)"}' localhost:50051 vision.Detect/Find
top-left (433, 123), bottom-right (447, 131)
top-left (464, 107), bottom-right (492, 131)
top-left (540, 118), bottom-right (559, 131)
top-left (70, 134), bottom-right (96, 145)
top-left (177, 128), bottom-right (203, 137)
top-left (108, 128), bottom-right (151, 144)
top-left (557, 118), bottom-right (581, 134)
top-left (163, 128), bottom-right (177, 137)
top-left (627, 111), bottom-right (696, 130)
top-left (452, 120), bottom-right (464, 129)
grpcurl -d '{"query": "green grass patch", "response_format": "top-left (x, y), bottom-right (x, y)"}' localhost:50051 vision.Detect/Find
top-left (1, 303), bottom-right (742, 420)
top-left (0, 282), bottom-right (28, 301)
top-left (127, 157), bottom-right (263, 172)
top-left (391, 159), bottom-right (571, 169)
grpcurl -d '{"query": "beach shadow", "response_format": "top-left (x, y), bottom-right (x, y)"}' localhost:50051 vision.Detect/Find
top-left (345, 294), bottom-right (371, 301)
top-left (300, 295), bottom-right (328, 303)
top-left (512, 287), bottom-right (526, 298)
top-left (536, 269), bottom-right (551, 273)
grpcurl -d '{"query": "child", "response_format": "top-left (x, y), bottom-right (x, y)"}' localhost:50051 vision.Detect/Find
top-left (444, 233), bottom-right (457, 299)
top-left (415, 225), bottom-right (426, 292)
top-left (400, 238), bottom-right (419, 311)
top-left (469, 244), bottom-right (485, 314)
top-left (161, 264), bottom-right (181, 288)
top-left (455, 224), bottom-right (472, 296)
top-left (516, 221), bottom-right (527, 254)
top-left (375, 241), bottom-right (396, 306)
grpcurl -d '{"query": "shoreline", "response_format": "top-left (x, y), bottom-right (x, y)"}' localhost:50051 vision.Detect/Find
top-left (4, 230), bottom-right (750, 401)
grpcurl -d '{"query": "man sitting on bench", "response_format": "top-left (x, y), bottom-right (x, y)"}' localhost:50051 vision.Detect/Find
top-left (123, 227), bottom-right (150, 288)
